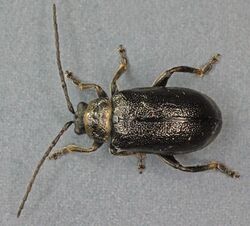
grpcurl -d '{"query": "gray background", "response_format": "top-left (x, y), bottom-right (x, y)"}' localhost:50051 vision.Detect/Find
top-left (1, 0), bottom-right (249, 225)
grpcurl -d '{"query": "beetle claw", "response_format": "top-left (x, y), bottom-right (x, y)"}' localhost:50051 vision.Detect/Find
top-left (64, 70), bottom-right (72, 79)
top-left (231, 171), bottom-right (240, 178)
top-left (118, 44), bottom-right (125, 53)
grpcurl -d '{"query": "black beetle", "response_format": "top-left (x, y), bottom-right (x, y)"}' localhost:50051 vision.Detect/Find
top-left (17, 4), bottom-right (239, 218)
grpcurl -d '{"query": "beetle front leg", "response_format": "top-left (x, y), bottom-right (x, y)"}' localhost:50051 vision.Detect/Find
top-left (152, 54), bottom-right (221, 87)
top-left (159, 155), bottom-right (240, 178)
top-left (111, 45), bottom-right (128, 95)
top-left (49, 142), bottom-right (102, 160)
top-left (65, 71), bottom-right (108, 98)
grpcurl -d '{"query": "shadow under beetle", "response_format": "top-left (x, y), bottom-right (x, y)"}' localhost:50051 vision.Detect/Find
top-left (17, 4), bottom-right (240, 218)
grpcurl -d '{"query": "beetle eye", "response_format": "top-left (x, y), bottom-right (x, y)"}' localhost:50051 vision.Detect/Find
top-left (74, 102), bottom-right (88, 135)
top-left (74, 125), bottom-right (85, 135)
top-left (74, 114), bottom-right (85, 135)
top-left (77, 102), bottom-right (88, 112)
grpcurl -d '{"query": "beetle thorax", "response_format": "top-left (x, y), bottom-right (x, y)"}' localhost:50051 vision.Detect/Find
top-left (84, 98), bottom-right (112, 143)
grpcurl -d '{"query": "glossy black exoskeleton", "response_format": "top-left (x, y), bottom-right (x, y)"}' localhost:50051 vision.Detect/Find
top-left (111, 87), bottom-right (222, 155)
top-left (17, 4), bottom-right (239, 218)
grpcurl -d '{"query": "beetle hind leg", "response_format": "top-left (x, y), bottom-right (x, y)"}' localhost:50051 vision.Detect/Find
top-left (159, 155), bottom-right (240, 178)
top-left (152, 54), bottom-right (221, 87)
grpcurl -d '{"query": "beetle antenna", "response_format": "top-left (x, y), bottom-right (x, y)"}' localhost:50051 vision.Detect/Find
top-left (17, 121), bottom-right (74, 218)
top-left (53, 4), bottom-right (75, 114)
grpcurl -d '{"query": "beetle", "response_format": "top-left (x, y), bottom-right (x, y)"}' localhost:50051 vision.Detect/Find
top-left (17, 4), bottom-right (239, 217)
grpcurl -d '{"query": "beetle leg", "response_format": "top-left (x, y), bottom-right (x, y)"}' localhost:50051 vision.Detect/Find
top-left (110, 148), bottom-right (136, 156)
top-left (64, 71), bottom-right (108, 98)
top-left (152, 54), bottom-right (221, 87)
top-left (137, 153), bottom-right (146, 174)
top-left (110, 147), bottom-right (146, 173)
top-left (111, 45), bottom-right (128, 95)
top-left (48, 142), bottom-right (102, 160)
top-left (158, 155), bottom-right (240, 178)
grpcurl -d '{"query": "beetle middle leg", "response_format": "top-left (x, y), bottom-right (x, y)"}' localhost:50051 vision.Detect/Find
top-left (137, 153), bottom-right (146, 174)
top-left (111, 45), bottom-right (128, 95)
top-left (159, 155), bottom-right (240, 178)
top-left (152, 54), bottom-right (221, 87)
top-left (110, 147), bottom-right (147, 173)
top-left (110, 147), bottom-right (136, 156)
top-left (49, 142), bottom-right (102, 160)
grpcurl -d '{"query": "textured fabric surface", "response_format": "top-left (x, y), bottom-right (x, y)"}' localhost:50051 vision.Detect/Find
top-left (1, 1), bottom-right (249, 225)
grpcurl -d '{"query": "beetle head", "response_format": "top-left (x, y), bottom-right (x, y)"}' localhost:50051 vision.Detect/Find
top-left (74, 102), bottom-right (88, 135)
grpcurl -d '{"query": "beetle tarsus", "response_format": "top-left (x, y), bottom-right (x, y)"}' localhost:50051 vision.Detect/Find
top-left (159, 155), bottom-right (240, 179)
top-left (197, 53), bottom-right (221, 77)
top-left (137, 153), bottom-right (146, 174)
top-left (64, 70), bottom-right (74, 80)
top-left (49, 148), bottom-right (71, 160)
top-left (117, 45), bottom-right (128, 68)
top-left (209, 161), bottom-right (240, 178)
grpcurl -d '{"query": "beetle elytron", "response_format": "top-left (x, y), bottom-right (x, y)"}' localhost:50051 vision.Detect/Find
top-left (17, 4), bottom-right (239, 218)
